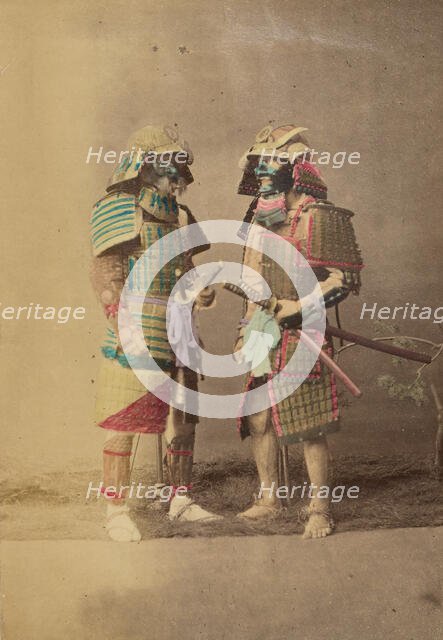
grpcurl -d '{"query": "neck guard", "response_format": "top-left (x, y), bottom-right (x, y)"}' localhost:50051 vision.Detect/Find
top-left (293, 162), bottom-right (327, 199)
top-left (254, 193), bottom-right (287, 227)
top-left (138, 187), bottom-right (179, 223)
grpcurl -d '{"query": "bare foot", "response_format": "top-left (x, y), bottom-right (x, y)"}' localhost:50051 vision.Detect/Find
top-left (237, 499), bottom-right (281, 520)
top-left (303, 511), bottom-right (333, 539)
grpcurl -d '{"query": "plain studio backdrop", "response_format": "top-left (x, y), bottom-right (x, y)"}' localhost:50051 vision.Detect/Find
top-left (0, 0), bottom-right (442, 476)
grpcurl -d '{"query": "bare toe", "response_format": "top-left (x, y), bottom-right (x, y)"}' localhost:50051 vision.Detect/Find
top-left (303, 512), bottom-right (333, 540)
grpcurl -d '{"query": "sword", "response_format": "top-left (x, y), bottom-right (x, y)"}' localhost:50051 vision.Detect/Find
top-left (223, 282), bottom-right (362, 397)
top-left (223, 282), bottom-right (432, 364)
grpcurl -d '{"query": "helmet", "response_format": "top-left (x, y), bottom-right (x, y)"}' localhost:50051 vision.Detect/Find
top-left (107, 125), bottom-right (194, 192)
top-left (239, 124), bottom-right (310, 166)
top-left (238, 124), bottom-right (311, 196)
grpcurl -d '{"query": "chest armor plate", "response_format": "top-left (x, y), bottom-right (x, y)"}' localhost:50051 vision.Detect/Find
top-left (243, 212), bottom-right (310, 301)
top-left (124, 220), bottom-right (187, 297)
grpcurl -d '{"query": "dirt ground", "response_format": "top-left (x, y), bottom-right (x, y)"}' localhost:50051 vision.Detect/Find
top-left (1, 453), bottom-right (442, 541)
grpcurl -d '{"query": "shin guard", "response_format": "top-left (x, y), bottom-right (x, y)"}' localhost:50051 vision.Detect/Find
top-left (102, 432), bottom-right (134, 500)
top-left (165, 424), bottom-right (195, 491)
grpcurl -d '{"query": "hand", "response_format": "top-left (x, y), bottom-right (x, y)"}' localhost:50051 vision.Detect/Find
top-left (195, 286), bottom-right (216, 308)
top-left (119, 326), bottom-right (146, 357)
top-left (274, 299), bottom-right (301, 324)
top-left (233, 332), bottom-right (245, 363)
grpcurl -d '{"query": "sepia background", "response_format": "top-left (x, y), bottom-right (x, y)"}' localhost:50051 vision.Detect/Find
top-left (1, 2), bottom-right (442, 639)
top-left (0, 0), bottom-right (442, 481)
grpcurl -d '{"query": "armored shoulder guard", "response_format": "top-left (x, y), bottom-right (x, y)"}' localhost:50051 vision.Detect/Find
top-left (90, 192), bottom-right (143, 257)
top-left (303, 200), bottom-right (364, 293)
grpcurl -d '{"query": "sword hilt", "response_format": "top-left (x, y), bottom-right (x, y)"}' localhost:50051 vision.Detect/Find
top-left (222, 282), bottom-right (279, 313)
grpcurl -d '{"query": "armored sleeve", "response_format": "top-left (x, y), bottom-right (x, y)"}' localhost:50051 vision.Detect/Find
top-left (275, 201), bottom-right (364, 324)
top-left (90, 247), bottom-right (125, 335)
top-left (302, 201), bottom-right (363, 294)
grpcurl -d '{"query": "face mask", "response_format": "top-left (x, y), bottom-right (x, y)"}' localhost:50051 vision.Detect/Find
top-left (153, 162), bottom-right (179, 181)
top-left (254, 161), bottom-right (279, 194)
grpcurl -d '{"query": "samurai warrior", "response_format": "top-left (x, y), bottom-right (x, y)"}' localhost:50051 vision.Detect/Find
top-left (235, 124), bottom-right (363, 538)
top-left (90, 125), bottom-right (222, 542)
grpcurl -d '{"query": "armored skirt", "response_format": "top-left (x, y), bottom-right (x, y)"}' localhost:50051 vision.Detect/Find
top-left (95, 357), bottom-right (199, 434)
top-left (238, 196), bottom-right (363, 446)
top-left (239, 329), bottom-right (339, 445)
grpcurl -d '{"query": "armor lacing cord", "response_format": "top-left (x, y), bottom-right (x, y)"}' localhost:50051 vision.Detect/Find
top-left (165, 436), bottom-right (194, 489)
top-left (102, 433), bottom-right (134, 500)
top-left (100, 486), bottom-right (119, 499)
top-left (289, 196), bottom-right (316, 236)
